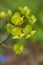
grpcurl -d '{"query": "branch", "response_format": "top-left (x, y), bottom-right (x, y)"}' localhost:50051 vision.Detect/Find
top-left (0, 34), bottom-right (11, 45)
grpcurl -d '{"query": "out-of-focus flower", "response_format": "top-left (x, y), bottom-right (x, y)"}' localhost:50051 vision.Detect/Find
top-left (11, 27), bottom-right (22, 38)
top-left (0, 12), bottom-right (6, 18)
top-left (0, 54), bottom-right (7, 63)
top-left (11, 12), bottom-right (24, 25)
top-left (23, 25), bottom-right (32, 35)
top-left (13, 44), bottom-right (24, 54)
top-left (20, 33), bottom-right (25, 38)
top-left (19, 6), bottom-right (31, 17)
top-left (31, 30), bottom-right (36, 36)
top-left (7, 9), bottom-right (12, 16)
top-left (26, 34), bottom-right (31, 39)
top-left (29, 15), bottom-right (37, 24)
top-left (6, 23), bottom-right (13, 33)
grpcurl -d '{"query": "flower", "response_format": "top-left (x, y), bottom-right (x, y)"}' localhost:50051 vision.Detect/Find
top-left (31, 30), bottom-right (36, 36)
top-left (7, 9), bottom-right (12, 16)
top-left (0, 54), bottom-right (7, 63)
top-left (29, 15), bottom-right (37, 24)
top-left (11, 12), bottom-right (24, 25)
top-left (0, 12), bottom-right (6, 18)
top-left (19, 6), bottom-right (31, 16)
top-left (11, 27), bottom-right (22, 38)
top-left (13, 44), bottom-right (24, 54)
top-left (23, 25), bottom-right (32, 35)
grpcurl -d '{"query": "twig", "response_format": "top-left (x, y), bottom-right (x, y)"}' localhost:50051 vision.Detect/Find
top-left (0, 34), bottom-right (11, 45)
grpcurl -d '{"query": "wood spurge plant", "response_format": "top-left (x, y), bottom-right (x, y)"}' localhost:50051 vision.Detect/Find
top-left (0, 6), bottom-right (37, 54)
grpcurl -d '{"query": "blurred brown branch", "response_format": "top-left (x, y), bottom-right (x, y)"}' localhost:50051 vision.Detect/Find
top-left (0, 34), bottom-right (11, 45)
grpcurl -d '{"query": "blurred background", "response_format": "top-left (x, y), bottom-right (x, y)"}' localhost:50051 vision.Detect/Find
top-left (0, 0), bottom-right (43, 65)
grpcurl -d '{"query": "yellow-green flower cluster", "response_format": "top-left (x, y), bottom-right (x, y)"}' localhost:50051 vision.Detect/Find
top-left (0, 10), bottom-right (12, 18)
top-left (6, 6), bottom-right (37, 39)
top-left (11, 12), bottom-right (24, 25)
top-left (0, 12), bottom-right (6, 18)
top-left (29, 15), bottom-right (37, 24)
top-left (13, 44), bottom-right (24, 54)
top-left (6, 23), bottom-right (36, 39)
top-left (0, 6), bottom-right (37, 54)
top-left (19, 6), bottom-right (37, 24)
top-left (11, 27), bottom-right (22, 39)
top-left (7, 9), bottom-right (12, 16)
top-left (6, 23), bottom-right (14, 33)
top-left (19, 6), bottom-right (31, 17)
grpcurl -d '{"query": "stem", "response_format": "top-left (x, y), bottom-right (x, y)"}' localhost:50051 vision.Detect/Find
top-left (0, 34), bottom-right (11, 45)
top-left (2, 44), bottom-right (12, 49)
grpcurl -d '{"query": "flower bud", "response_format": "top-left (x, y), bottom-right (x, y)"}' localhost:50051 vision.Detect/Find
top-left (0, 12), bottom-right (6, 18)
